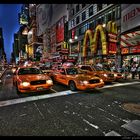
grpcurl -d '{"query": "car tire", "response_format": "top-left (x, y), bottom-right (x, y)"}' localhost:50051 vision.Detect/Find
top-left (69, 81), bottom-right (77, 91)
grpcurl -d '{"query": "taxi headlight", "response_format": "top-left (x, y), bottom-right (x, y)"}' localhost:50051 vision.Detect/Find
top-left (46, 79), bottom-right (53, 84)
top-left (103, 74), bottom-right (108, 77)
top-left (100, 79), bottom-right (103, 82)
top-left (12, 69), bottom-right (16, 73)
top-left (21, 82), bottom-right (30, 87)
top-left (80, 80), bottom-right (89, 85)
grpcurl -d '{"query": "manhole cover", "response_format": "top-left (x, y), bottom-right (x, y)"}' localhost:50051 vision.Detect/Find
top-left (122, 103), bottom-right (140, 116)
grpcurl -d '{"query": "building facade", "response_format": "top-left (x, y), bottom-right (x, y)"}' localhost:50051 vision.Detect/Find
top-left (36, 4), bottom-right (68, 63)
top-left (120, 4), bottom-right (140, 66)
top-left (67, 4), bottom-right (121, 65)
top-left (0, 28), bottom-right (6, 64)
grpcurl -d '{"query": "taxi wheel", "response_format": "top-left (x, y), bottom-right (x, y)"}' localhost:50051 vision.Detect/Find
top-left (69, 81), bottom-right (77, 91)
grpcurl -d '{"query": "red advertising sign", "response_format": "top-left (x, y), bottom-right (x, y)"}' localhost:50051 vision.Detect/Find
top-left (130, 45), bottom-right (140, 53)
top-left (121, 48), bottom-right (129, 54)
top-left (56, 17), bottom-right (64, 43)
top-left (72, 29), bottom-right (75, 39)
top-left (108, 42), bottom-right (117, 54)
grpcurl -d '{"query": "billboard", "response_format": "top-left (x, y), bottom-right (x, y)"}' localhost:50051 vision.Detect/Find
top-left (121, 4), bottom-right (140, 33)
top-left (56, 17), bottom-right (64, 43)
top-left (36, 4), bottom-right (67, 36)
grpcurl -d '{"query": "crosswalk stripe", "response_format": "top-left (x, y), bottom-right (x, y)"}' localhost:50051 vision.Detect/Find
top-left (0, 90), bottom-right (76, 108)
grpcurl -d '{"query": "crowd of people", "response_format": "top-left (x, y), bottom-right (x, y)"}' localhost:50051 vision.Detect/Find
top-left (93, 58), bottom-right (140, 80)
top-left (122, 62), bottom-right (140, 79)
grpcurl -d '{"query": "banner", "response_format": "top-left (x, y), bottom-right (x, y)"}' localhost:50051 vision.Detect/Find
top-left (36, 4), bottom-right (67, 36)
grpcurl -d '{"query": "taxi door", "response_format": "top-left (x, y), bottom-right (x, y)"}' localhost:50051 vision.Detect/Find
top-left (57, 68), bottom-right (67, 84)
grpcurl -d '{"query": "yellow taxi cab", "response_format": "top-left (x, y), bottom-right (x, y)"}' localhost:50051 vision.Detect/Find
top-left (109, 70), bottom-right (123, 81)
top-left (78, 65), bottom-right (115, 83)
top-left (50, 67), bottom-right (104, 91)
top-left (13, 66), bottom-right (53, 93)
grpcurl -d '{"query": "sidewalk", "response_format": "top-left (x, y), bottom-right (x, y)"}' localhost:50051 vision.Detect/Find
top-left (123, 73), bottom-right (140, 80)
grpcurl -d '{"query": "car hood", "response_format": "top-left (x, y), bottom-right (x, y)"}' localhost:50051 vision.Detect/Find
top-left (87, 70), bottom-right (113, 75)
top-left (74, 74), bottom-right (100, 81)
top-left (18, 74), bottom-right (50, 82)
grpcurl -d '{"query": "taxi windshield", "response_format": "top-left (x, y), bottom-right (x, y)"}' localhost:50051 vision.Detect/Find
top-left (66, 68), bottom-right (83, 75)
top-left (18, 68), bottom-right (43, 75)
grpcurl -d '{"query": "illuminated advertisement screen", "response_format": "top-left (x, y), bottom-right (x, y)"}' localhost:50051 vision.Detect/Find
top-left (56, 17), bottom-right (64, 43)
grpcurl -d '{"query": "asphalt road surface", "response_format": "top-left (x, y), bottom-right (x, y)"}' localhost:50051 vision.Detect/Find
top-left (0, 69), bottom-right (140, 136)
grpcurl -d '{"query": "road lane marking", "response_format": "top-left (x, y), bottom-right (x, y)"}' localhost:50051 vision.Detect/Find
top-left (50, 88), bottom-right (57, 93)
top-left (100, 81), bottom-right (140, 89)
top-left (34, 102), bottom-right (45, 119)
top-left (0, 81), bottom-right (139, 108)
top-left (83, 119), bottom-right (99, 129)
top-left (0, 90), bottom-right (77, 108)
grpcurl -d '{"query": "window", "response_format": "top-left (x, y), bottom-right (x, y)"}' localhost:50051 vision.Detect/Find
top-left (116, 6), bottom-right (121, 19)
top-left (97, 17), bottom-right (102, 24)
top-left (89, 6), bottom-right (93, 17)
top-left (81, 66), bottom-right (92, 71)
top-left (89, 21), bottom-right (94, 30)
top-left (71, 8), bottom-right (74, 15)
top-left (112, 10), bottom-right (115, 21)
top-left (82, 4), bottom-right (86, 8)
top-left (76, 16), bottom-right (80, 24)
top-left (60, 68), bottom-right (65, 75)
top-left (82, 11), bottom-right (86, 21)
top-left (79, 25), bottom-right (87, 36)
top-left (76, 4), bottom-right (80, 13)
top-left (107, 11), bottom-right (112, 21)
top-left (97, 4), bottom-right (102, 12)
top-left (71, 19), bottom-right (75, 27)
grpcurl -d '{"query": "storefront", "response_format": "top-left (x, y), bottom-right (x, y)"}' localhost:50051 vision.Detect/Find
top-left (121, 4), bottom-right (140, 66)
top-left (82, 21), bottom-right (118, 65)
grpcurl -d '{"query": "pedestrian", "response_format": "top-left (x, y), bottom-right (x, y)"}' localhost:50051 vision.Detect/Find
top-left (131, 64), bottom-right (137, 79)
top-left (125, 65), bottom-right (129, 79)
top-left (137, 63), bottom-right (140, 79)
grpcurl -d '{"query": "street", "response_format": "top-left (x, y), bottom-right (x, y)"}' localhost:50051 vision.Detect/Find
top-left (0, 69), bottom-right (139, 136)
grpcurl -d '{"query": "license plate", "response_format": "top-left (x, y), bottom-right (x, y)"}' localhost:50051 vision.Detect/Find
top-left (37, 87), bottom-right (44, 90)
